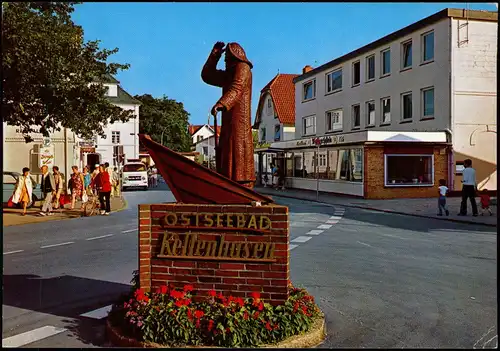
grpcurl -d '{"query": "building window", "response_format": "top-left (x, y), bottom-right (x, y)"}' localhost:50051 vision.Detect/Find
top-left (323, 148), bottom-right (363, 182)
top-left (381, 49), bottom-right (390, 76)
top-left (422, 87), bottom-right (434, 118)
top-left (302, 116), bottom-right (316, 136)
top-left (302, 80), bottom-right (316, 101)
top-left (197, 135), bottom-right (203, 143)
top-left (422, 31), bottom-right (434, 62)
top-left (318, 153), bottom-right (327, 167)
top-left (202, 146), bottom-right (208, 156)
top-left (266, 98), bottom-right (273, 116)
top-left (267, 98), bottom-right (271, 108)
top-left (366, 55), bottom-right (375, 81)
top-left (352, 61), bottom-right (361, 86)
top-left (260, 127), bottom-right (266, 142)
top-left (111, 131), bottom-right (120, 144)
top-left (402, 40), bottom-right (412, 69)
top-left (385, 154), bottom-right (434, 186)
top-left (381, 97), bottom-right (391, 124)
top-left (366, 101), bottom-right (375, 126)
top-left (326, 69), bottom-right (342, 93)
top-left (401, 92), bottom-right (412, 120)
top-left (326, 109), bottom-right (343, 132)
top-left (274, 124), bottom-right (281, 141)
top-left (351, 105), bottom-right (360, 129)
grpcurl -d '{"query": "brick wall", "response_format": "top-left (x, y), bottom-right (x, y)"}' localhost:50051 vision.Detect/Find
top-left (138, 203), bottom-right (290, 306)
top-left (364, 144), bottom-right (448, 199)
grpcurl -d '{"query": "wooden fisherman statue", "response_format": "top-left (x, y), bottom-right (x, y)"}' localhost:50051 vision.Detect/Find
top-left (201, 41), bottom-right (256, 189)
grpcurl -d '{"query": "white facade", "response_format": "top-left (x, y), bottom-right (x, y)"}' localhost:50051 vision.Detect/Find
top-left (293, 9), bottom-right (497, 190)
top-left (194, 134), bottom-right (216, 163)
top-left (257, 92), bottom-right (295, 143)
top-left (191, 125), bottom-right (216, 144)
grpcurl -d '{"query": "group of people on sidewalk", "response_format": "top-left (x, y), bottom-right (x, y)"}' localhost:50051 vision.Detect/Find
top-left (437, 159), bottom-right (493, 217)
top-left (10, 162), bottom-right (121, 217)
top-left (262, 163), bottom-right (285, 190)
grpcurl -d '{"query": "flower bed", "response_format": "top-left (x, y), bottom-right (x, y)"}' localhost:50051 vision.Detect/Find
top-left (107, 283), bottom-right (322, 348)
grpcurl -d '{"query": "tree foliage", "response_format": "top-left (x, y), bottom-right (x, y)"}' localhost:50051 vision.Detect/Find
top-left (2, 2), bottom-right (134, 142)
top-left (135, 94), bottom-right (192, 152)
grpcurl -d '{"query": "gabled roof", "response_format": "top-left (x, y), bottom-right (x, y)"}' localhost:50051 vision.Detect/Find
top-left (107, 85), bottom-right (141, 105)
top-left (254, 73), bottom-right (298, 128)
top-left (188, 124), bottom-right (221, 136)
top-left (93, 73), bottom-right (120, 84)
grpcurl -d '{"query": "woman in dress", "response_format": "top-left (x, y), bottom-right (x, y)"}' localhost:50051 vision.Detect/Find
top-left (69, 166), bottom-right (85, 211)
top-left (52, 166), bottom-right (64, 210)
top-left (12, 167), bottom-right (33, 216)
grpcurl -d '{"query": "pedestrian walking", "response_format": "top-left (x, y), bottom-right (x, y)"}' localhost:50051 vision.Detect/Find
top-left (69, 166), bottom-right (85, 211)
top-left (112, 167), bottom-right (120, 197)
top-left (52, 166), bottom-right (64, 210)
top-left (12, 167), bottom-right (33, 216)
top-left (458, 159), bottom-right (478, 216)
top-left (82, 166), bottom-right (92, 195)
top-left (479, 189), bottom-right (493, 216)
top-left (437, 179), bottom-right (450, 216)
top-left (152, 167), bottom-right (158, 188)
top-left (39, 165), bottom-right (56, 216)
top-left (92, 164), bottom-right (112, 215)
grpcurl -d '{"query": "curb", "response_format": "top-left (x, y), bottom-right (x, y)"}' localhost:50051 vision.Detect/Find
top-left (261, 192), bottom-right (497, 228)
top-left (113, 196), bottom-right (129, 213)
top-left (106, 314), bottom-right (326, 348)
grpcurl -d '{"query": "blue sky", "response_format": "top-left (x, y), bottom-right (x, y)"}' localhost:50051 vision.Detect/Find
top-left (72, 2), bottom-right (496, 126)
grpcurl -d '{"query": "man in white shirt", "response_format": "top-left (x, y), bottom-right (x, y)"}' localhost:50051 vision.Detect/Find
top-left (458, 159), bottom-right (478, 216)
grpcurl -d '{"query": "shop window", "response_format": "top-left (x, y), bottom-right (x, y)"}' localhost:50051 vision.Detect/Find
top-left (327, 149), bottom-right (339, 180)
top-left (302, 150), bottom-right (316, 179)
top-left (325, 148), bottom-right (362, 182)
top-left (384, 154), bottom-right (433, 186)
top-left (293, 153), bottom-right (306, 178)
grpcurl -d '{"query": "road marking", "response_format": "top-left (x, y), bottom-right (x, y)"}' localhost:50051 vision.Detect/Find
top-left (329, 216), bottom-right (342, 220)
top-left (317, 224), bottom-right (332, 229)
top-left (291, 236), bottom-right (312, 243)
top-left (86, 234), bottom-right (114, 241)
top-left (483, 335), bottom-right (498, 348)
top-left (357, 241), bottom-right (373, 248)
top-left (474, 326), bottom-right (496, 349)
top-left (2, 325), bottom-right (67, 348)
top-left (289, 244), bottom-right (298, 250)
top-left (80, 304), bottom-right (113, 319)
top-left (306, 230), bottom-right (324, 236)
top-left (40, 242), bottom-right (74, 249)
top-left (3, 250), bottom-right (24, 255)
top-left (121, 229), bottom-right (137, 233)
top-left (326, 220), bottom-right (339, 224)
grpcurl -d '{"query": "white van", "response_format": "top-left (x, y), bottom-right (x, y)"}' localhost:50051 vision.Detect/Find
top-left (121, 162), bottom-right (148, 191)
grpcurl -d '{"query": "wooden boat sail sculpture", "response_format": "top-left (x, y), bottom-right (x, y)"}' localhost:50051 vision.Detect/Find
top-left (138, 134), bottom-right (273, 205)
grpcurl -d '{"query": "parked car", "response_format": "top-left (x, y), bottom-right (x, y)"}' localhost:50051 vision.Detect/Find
top-left (121, 162), bottom-right (149, 191)
top-left (3, 171), bottom-right (43, 208)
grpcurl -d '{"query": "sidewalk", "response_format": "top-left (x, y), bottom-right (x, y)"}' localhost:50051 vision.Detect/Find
top-left (257, 186), bottom-right (497, 227)
top-left (3, 196), bottom-right (127, 227)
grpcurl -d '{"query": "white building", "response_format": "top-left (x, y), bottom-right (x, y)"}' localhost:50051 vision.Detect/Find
top-left (188, 124), bottom-right (220, 145)
top-left (194, 134), bottom-right (217, 168)
top-left (79, 75), bottom-right (141, 169)
top-left (253, 73), bottom-right (298, 184)
top-left (269, 8), bottom-right (497, 197)
top-left (3, 74), bottom-right (140, 182)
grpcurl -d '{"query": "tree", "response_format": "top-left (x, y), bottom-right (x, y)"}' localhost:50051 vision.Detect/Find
top-left (135, 94), bottom-right (192, 152)
top-left (2, 2), bottom-right (134, 142)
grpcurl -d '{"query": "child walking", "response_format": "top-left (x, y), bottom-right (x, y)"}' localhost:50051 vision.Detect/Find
top-left (437, 179), bottom-right (450, 216)
top-left (479, 189), bottom-right (493, 216)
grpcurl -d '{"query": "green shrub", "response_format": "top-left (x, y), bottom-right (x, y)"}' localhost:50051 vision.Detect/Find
top-left (108, 284), bottom-right (320, 347)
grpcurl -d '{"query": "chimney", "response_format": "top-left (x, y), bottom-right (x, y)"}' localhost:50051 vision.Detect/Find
top-left (302, 65), bottom-right (313, 74)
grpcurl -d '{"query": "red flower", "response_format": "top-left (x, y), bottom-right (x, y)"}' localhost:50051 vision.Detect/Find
top-left (243, 311), bottom-right (249, 320)
top-left (226, 327), bottom-right (231, 333)
top-left (265, 321), bottom-right (272, 331)
top-left (196, 319), bottom-right (201, 328)
top-left (258, 301), bottom-right (264, 311)
top-left (170, 290), bottom-right (186, 299)
top-left (175, 298), bottom-right (191, 307)
top-left (183, 284), bottom-right (194, 292)
top-left (194, 310), bottom-right (204, 319)
top-left (274, 324), bottom-right (279, 330)
top-left (293, 302), bottom-right (299, 313)
top-left (208, 289), bottom-right (217, 297)
top-left (217, 293), bottom-right (225, 300)
top-left (208, 319), bottom-right (214, 331)
top-left (253, 311), bottom-right (260, 319)
top-left (134, 288), bottom-right (145, 299)
top-left (235, 297), bottom-right (245, 307)
top-left (301, 305), bottom-right (308, 314)
top-left (251, 291), bottom-right (260, 300)
top-left (160, 285), bottom-right (168, 294)
top-left (187, 309), bottom-right (193, 321)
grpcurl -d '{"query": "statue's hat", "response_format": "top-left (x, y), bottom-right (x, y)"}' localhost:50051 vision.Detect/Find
top-left (226, 43), bottom-right (253, 69)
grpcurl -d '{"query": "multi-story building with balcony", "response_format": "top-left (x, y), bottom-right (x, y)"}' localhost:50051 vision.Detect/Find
top-left (268, 8), bottom-right (497, 198)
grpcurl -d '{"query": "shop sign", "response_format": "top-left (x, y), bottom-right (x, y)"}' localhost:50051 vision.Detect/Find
top-left (296, 139), bottom-right (311, 147)
top-left (311, 135), bottom-right (345, 146)
top-left (39, 144), bottom-right (55, 167)
top-left (80, 147), bottom-right (96, 153)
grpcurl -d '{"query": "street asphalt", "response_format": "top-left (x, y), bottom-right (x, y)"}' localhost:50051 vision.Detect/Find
top-left (2, 185), bottom-right (497, 348)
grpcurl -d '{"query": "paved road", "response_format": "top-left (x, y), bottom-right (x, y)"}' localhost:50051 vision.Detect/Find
top-left (2, 188), bottom-right (497, 348)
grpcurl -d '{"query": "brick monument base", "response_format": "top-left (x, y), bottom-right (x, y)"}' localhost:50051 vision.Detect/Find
top-left (138, 203), bottom-right (290, 305)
